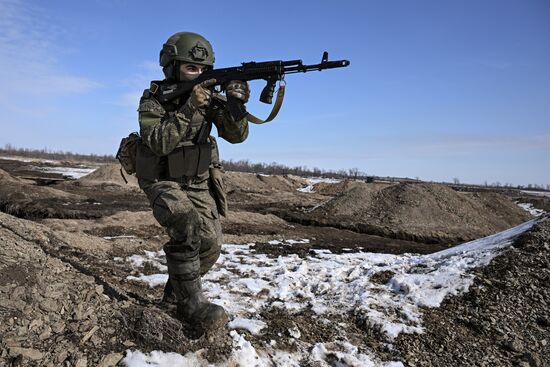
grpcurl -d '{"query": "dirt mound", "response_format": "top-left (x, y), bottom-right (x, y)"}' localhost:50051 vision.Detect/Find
top-left (286, 182), bottom-right (532, 244)
top-left (40, 210), bottom-right (165, 254)
top-left (0, 212), bottom-right (129, 366)
top-left (0, 211), bottom-right (241, 366)
top-left (313, 179), bottom-right (387, 196)
top-left (381, 217), bottom-right (550, 366)
top-left (224, 171), bottom-right (307, 193)
top-left (0, 168), bottom-right (21, 183)
top-left (78, 163), bottom-right (138, 188)
top-left (223, 210), bottom-right (288, 226)
top-left (0, 168), bottom-right (94, 219)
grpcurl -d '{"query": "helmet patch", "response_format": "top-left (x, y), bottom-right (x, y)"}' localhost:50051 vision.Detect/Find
top-left (190, 42), bottom-right (209, 61)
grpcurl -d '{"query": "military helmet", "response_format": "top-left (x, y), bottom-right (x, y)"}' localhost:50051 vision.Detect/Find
top-left (160, 32), bottom-right (215, 80)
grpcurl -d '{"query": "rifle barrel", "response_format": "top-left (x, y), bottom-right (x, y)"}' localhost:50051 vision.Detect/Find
top-left (284, 59), bottom-right (350, 73)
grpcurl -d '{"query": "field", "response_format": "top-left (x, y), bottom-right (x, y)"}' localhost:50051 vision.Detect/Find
top-left (0, 156), bottom-right (548, 367)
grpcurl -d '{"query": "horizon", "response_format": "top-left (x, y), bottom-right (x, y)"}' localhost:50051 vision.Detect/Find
top-left (1, 0), bottom-right (549, 187)
top-left (1, 143), bottom-right (548, 189)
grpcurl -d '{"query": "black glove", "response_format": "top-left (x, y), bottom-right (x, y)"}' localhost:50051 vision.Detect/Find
top-left (226, 80), bottom-right (250, 104)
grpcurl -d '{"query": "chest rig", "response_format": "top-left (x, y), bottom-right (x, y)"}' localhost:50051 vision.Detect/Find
top-left (137, 81), bottom-right (215, 181)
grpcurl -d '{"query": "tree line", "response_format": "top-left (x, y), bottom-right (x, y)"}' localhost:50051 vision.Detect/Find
top-left (0, 144), bottom-right (115, 163)
top-left (2, 144), bottom-right (548, 190)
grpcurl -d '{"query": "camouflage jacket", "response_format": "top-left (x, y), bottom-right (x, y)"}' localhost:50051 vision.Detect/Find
top-left (137, 83), bottom-right (249, 188)
top-left (138, 85), bottom-right (249, 155)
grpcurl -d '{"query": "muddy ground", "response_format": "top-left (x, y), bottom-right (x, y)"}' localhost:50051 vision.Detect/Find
top-left (0, 156), bottom-right (548, 366)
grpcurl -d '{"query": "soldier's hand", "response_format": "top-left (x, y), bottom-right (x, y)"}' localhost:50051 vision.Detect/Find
top-left (190, 79), bottom-right (217, 108)
top-left (226, 80), bottom-right (250, 104)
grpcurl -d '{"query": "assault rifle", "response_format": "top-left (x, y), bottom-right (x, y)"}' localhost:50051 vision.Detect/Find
top-left (154, 51), bottom-right (350, 122)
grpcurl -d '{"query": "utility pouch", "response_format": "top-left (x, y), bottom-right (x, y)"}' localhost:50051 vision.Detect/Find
top-left (135, 141), bottom-right (162, 180)
top-left (167, 142), bottom-right (212, 179)
top-left (116, 132), bottom-right (140, 175)
top-left (209, 166), bottom-right (228, 217)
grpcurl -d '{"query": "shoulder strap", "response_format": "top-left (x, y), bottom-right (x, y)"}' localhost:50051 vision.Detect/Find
top-left (246, 82), bottom-right (286, 124)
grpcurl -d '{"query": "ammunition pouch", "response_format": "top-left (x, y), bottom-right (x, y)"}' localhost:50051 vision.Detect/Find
top-left (167, 143), bottom-right (211, 178)
top-left (209, 166), bottom-right (228, 217)
top-left (135, 141), bottom-right (163, 180)
top-left (135, 140), bottom-right (211, 181)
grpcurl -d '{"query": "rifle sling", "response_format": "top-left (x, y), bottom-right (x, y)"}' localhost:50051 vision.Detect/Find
top-left (246, 82), bottom-right (285, 124)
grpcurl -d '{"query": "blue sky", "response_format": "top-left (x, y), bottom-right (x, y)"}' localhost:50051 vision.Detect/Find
top-left (1, 0), bottom-right (549, 186)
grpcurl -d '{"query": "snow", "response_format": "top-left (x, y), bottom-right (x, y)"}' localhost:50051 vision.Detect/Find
top-left (311, 342), bottom-right (404, 367)
top-left (228, 318), bottom-right (267, 335)
top-left (123, 332), bottom-right (271, 367)
top-left (517, 202), bottom-right (545, 217)
top-left (124, 249), bottom-right (168, 286)
top-left (0, 156), bottom-right (97, 178)
top-left (126, 274), bottom-right (168, 288)
top-left (267, 238), bottom-right (309, 246)
top-left (520, 190), bottom-right (550, 198)
top-left (307, 177), bottom-right (342, 184)
top-left (119, 217), bottom-right (542, 367)
top-left (0, 155), bottom-right (54, 163)
top-left (298, 177), bottom-right (342, 193)
top-left (123, 350), bottom-right (207, 367)
top-left (0, 155), bottom-right (32, 163)
top-left (30, 165), bottom-right (97, 179)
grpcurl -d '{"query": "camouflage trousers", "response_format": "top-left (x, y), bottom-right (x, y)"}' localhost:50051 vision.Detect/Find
top-left (139, 179), bottom-right (222, 279)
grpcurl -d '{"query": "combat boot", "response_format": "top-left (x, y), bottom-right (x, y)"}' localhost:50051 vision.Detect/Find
top-left (171, 277), bottom-right (228, 330)
top-left (160, 279), bottom-right (176, 304)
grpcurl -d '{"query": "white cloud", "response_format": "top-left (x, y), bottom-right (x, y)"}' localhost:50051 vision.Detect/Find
top-left (0, 0), bottom-right (100, 114)
top-left (112, 60), bottom-right (162, 107)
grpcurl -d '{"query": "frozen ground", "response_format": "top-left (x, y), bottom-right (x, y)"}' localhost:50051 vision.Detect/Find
top-left (120, 218), bottom-right (540, 367)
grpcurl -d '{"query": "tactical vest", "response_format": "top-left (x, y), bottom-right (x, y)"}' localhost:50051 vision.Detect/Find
top-left (135, 88), bottom-right (218, 182)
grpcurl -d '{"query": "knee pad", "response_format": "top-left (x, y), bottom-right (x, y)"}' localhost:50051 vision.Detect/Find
top-left (166, 210), bottom-right (200, 244)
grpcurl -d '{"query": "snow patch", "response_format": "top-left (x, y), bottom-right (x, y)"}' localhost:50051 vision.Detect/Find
top-left (520, 190), bottom-right (550, 198)
top-left (298, 177), bottom-right (342, 193)
top-left (122, 350), bottom-right (207, 367)
top-left (268, 238), bottom-right (309, 246)
top-left (120, 219), bottom-right (540, 365)
top-left (31, 166), bottom-right (97, 179)
top-left (126, 274), bottom-right (168, 288)
top-left (517, 202), bottom-right (545, 217)
top-left (228, 318), bottom-right (267, 335)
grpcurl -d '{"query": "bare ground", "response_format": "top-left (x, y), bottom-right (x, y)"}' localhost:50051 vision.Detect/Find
top-left (0, 156), bottom-right (548, 366)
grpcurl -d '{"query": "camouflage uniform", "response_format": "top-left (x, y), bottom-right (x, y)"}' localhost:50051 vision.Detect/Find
top-left (138, 89), bottom-right (248, 278)
top-left (135, 31), bottom-right (249, 330)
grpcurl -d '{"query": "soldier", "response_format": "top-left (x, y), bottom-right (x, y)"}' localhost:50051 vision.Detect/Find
top-left (134, 32), bottom-right (250, 331)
